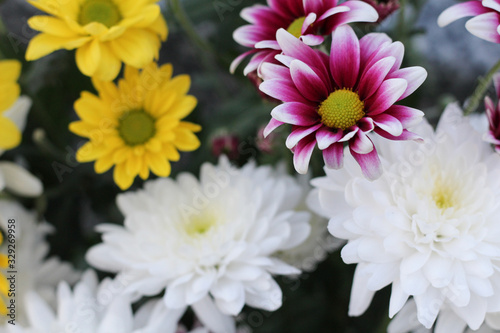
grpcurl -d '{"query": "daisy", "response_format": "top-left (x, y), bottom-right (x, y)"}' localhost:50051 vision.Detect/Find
top-left (438, 0), bottom-right (500, 43)
top-left (86, 157), bottom-right (311, 316)
top-left (260, 25), bottom-right (426, 178)
top-left (310, 103), bottom-right (500, 330)
top-left (0, 269), bottom-right (231, 333)
top-left (26, 0), bottom-right (168, 80)
top-left (484, 73), bottom-right (500, 151)
top-left (0, 200), bottom-right (79, 325)
top-left (230, 0), bottom-right (378, 75)
top-left (69, 62), bottom-right (201, 190)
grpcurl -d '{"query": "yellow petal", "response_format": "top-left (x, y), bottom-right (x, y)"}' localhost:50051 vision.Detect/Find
top-left (0, 274), bottom-right (8, 297)
top-left (28, 0), bottom-right (61, 17)
top-left (178, 121), bottom-right (202, 132)
top-left (162, 143), bottom-right (180, 161)
top-left (94, 153), bottom-right (115, 173)
top-left (167, 95), bottom-right (197, 119)
top-left (109, 28), bottom-right (160, 68)
top-left (93, 43), bottom-right (122, 81)
top-left (173, 127), bottom-right (200, 151)
top-left (74, 92), bottom-right (108, 124)
top-left (75, 39), bottom-right (101, 77)
top-left (161, 74), bottom-right (190, 95)
top-left (113, 162), bottom-right (134, 190)
top-left (0, 83), bottom-right (20, 113)
top-left (100, 25), bottom-right (126, 42)
top-left (139, 163), bottom-right (150, 179)
top-left (148, 14), bottom-right (168, 41)
top-left (146, 153), bottom-right (171, 177)
top-left (145, 138), bottom-right (161, 152)
top-left (126, 154), bottom-right (141, 176)
top-left (83, 22), bottom-right (108, 36)
top-left (76, 142), bottom-right (108, 162)
top-left (0, 116), bottom-right (21, 149)
top-left (0, 254), bottom-right (8, 269)
top-left (91, 78), bottom-right (120, 102)
top-left (119, 4), bottom-right (160, 28)
top-left (69, 121), bottom-right (96, 138)
top-left (28, 16), bottom-right (77, 37)
top-left (0, 60), bottom-right (21, 82)
top-left (26, 33), bottom-right (91, 60)
top-left (113, 147), bottom-right (130, 163)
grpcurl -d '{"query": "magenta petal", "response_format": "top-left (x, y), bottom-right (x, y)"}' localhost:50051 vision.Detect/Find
top-left (271, 102), bottom-right (319, 126)
top-left (317, 5), bottom-right (350, 21)
top-left (230, 50), bottom-right (257, 74)
top-left (385, 105), bottom-right (424, 128)
top-left (330, 25), bottom-right (360, 89)
top-left (350, 131), bottom-right (374, 154)
top-left (233, 25), bottom-right (272, 47)
top-left (323, 142), bottom-right (344, 169)
top-left (259, 62), bottom-right (291, 81)
top-left (301, 34), bottom-right (325, 45)
top-left (372, 113), bottom-right (403, 136)
top-left (387, 66), bottom-right (427, 101)
top-left (316, 126), bottom-right (343, 149)
top-left (358, 56), bottom-right (396, 100)
top-left (349, 145), bottom-right (382, 180)
top-left (466, 12), bottom-right (500, 43)
top-left (357, 117), bottom-right (375, 132)
top-left (293, 136), bottom-right (317, 174)
top-left (286, 124), bottom-right (323, 149)
top-left (302, 13), bottom-right (317, 34)
top-left (494, 72), bottom-right (500, 97)
top-left (263, 118), bottom-right (284, 137)
top-left (365, 41), bottom-right (404, 75)
top-left (290, 60), bottom-right (329, 101)
top-left (260, 79), bottom-right (310, 103)
top-left (374, 128), bottom-right (422, 141)
top-left (324, 1), bottom-right (379, 33)
top-left (437, 1), bottom-right (490, 27)
top-left (244, 50), bottom-right (274, 76)
top-left (276, 29), bottom-right (330, 81)
top-left (241, 5), bottom-right (287, 27)
top-left (365, 78), bottom-right (407, 116)
top-left (359, 33), bottom-right (392, 69)
top-left (339, 128), bottom-right (358, 142)
top-left (255, 40), bottom-right (281, 50)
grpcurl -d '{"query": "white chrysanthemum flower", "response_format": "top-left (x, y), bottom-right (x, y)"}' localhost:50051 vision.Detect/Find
top-left (310, 103), bottom-right (500, 330)
top-left (86, 157), bottom-right (311, 319)
top-left (0, 269), bottom-right (222, 333)
top-left (0, 96), bottom-right (42, 197)
top-left (0, 200), bottom-right (79, 325)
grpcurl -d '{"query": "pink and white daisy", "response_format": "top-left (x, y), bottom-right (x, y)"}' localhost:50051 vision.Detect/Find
top-left (484, 73), bottom-right (500, 151)
top-left (230, 0), bottom-right (378, 75)
top-left (259, 25), bottom-right (427, 178)
top-left (438, 0), bottom-right (500, 43)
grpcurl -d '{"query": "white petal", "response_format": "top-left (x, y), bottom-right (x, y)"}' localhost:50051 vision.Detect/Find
top-left (0, 161), bottom-right (43, 197)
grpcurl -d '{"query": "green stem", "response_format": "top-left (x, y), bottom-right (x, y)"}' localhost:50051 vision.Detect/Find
top-left (464, 59), bottom-right (500, 115)
top-left (168, 0), bottom-right (214, 54)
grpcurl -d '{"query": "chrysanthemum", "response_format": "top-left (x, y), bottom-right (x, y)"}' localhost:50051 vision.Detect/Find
top-left (231, 0), bottom-right (378, 75)
top-left (0, 200), bottom-right (79, 325)
top-left (69, 62), bottom-right (201, 190)
top-left (86, 157), bottom-right (311, 316)
top-left (438, 0), bottom-right (500, 43)
top-left (309, 103), bottom-right (500, 330)
top-left (484, 73), bottom-right (500, 151)
top-left (0, 60), bottom-right (23, 150)
top-left (26, 0), bottom-right (168, 80)
top-left (0, 269), bottom-right (229, 333)
top-left (260, 26), bottom-right (426, 178)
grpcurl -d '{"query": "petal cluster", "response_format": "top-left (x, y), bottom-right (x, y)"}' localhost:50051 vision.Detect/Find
top-left (231, 0), bottom-right (378, 75)
top-left (438, 0), bottom-right (500, 43)
top-left (26, 0), bottom-right (168, 80)
top-left (310, 104), bottom-right (500, 330)
top-left (69, 62), bottom-right (201, 190)
top-left (86, 157), bottom-right (311, 316)
top-left (260, 25), bottom-right (426, 178)
top-left (484, 73), bottom-right (500, 151)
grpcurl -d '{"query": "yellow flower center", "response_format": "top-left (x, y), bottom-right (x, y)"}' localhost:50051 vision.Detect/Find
top-left (317, 89), bottom-right (365, 130)
top-left (286, 16), bottom-right (306, 38)
top-left (118, 110), bottom-right (156, 146)
top-left (79, 0), bottom-right (122, 28)
top-left (432, 180), bottom-right (456, 210)
top-left (185, 213), bottom-right (217, 236)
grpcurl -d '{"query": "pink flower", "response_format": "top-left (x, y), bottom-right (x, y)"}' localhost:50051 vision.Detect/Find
top-left (211, 133), bottom-right (240, 160)
top-left (484, 73), bottom-right (500, 151)
top-left (259, 25), bottom-right (427, 178)
top-left (359, 0), bottom-right (400, 22)
top-left (231, 0), bottom-right (378, 75)
top-left (438, 0), bottom-right (500, 43)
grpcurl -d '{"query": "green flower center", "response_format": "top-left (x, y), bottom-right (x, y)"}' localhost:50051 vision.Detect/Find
top-left (118, 110), bottom-right (156, 146)
top-left (286, 16), bottom-right (306, 38)
top-left (185, 213), bottom-right (217, 236)
top-left (79, 0), bottom-right (122, 28)
top-left (317, 89), bottom-right (365, 130)
top-left (432, 180), bottom-right (456, 210)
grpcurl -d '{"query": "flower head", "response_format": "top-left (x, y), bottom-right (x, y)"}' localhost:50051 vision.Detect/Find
top-left (260, 25), bottom-right (426, 178)
top-left (86, 157), bottom-right (311, 316)
top-left (231, 0), bottom-right (378, 75)
top-left (310, 103), bottom-right (500, 330)
top-left (26, 0), bottom-right (168, 80)
top-left (484, 73), bottom-right (500, 151)
top-left (0, 60), bottom-right (23, 150)
top-left (438, 0), bottom-right (500, 43)
top-left (69, 62), bottom-right (201, 190)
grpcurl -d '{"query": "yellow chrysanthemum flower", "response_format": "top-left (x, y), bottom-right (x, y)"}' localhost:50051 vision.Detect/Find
top-left (26, 0), bottom-right (168, 81)
top-left (69, 62), bottom-right (201, 190)
top-left (0, 232), bottom-right (10, 316)
top-left (0, 60), bottom-right (22, 150)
